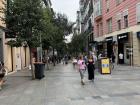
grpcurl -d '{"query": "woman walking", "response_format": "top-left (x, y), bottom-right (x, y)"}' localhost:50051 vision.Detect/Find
top-left (77, 56), bottom-right (86, 85)
top-left (87, 56), bottom-right (95, 82)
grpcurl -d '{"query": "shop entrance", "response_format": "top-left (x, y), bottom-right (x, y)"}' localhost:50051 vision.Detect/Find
top-left (118, 42), bottom-right (124, 64)
top-left (107, 42), bottom-right (113, 58)
top-left (117, 32), bottom-right (129, 64)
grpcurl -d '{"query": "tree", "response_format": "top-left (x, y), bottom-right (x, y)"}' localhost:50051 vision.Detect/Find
top-left (1, 0), bottom-right (45, 79)
top-left (42, 12), bottom-right (74, 66)
top-left (68, 33), bottom-right (87, 56)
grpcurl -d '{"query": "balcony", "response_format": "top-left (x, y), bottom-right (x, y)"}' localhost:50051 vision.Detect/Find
top-left (94, 0), bottom-right (102, 21)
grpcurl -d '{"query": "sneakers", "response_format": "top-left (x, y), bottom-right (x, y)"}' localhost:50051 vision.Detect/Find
top-left (81, 79), bottom-right (85, 85)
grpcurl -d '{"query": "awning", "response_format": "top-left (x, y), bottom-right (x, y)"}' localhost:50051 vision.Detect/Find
top-left (94, 36), bottom-right (105, 42)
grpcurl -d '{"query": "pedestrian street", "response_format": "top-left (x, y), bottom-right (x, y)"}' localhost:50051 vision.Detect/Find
top-left (0, 63), bottom-right (140, 105)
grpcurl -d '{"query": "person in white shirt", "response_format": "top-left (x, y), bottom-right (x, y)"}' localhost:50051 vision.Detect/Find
top-left (72, 57), bottom-right (77, 67)
top-left (119, 53), bottom-right (124, 64)
top-left (92, 53), bottom-right (97, 63)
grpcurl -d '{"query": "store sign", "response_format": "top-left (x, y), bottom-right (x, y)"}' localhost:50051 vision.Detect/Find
top-left (118, 35), bottom-right (127, 39)
top-left (137, 32), bottom-right (140, 39)
top-left (105, 37), bottom-right (113, 42)
top-left (117, 33), bottom-right (128, 41)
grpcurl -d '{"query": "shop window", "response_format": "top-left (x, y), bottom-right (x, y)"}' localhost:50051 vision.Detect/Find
top-left (116, 0), bottom-right (123, 5)
top-left (97, 24), bottom-right (99, 36)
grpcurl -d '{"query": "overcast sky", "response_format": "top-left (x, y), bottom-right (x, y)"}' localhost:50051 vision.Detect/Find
top-left (51, 0), bottom-right (79, 22)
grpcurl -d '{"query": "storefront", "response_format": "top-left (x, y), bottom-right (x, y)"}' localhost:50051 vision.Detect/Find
top-left (105, 36), bottom-right (113, 58)
top-left (117, 32), bottom-right (132, 65)
top-left (137, 32), bottom-right (140, 39)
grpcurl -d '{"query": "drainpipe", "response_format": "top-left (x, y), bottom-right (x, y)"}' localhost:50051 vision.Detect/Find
top-left (24, 47), bottom-right (26, 67)
top-left (130, 32), bottom-right (133, 66)
top-left (11, 46), bottom-right (13, 71)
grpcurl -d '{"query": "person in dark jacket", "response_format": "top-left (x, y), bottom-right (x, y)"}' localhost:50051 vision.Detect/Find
top-left (87, 56), bottom-right (95, 82)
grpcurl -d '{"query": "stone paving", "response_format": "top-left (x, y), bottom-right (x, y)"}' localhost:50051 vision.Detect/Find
top-left (0, 63), bottom-right (140, 105)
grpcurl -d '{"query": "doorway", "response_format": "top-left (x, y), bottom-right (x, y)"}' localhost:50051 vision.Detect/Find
top-left (118, 42), bottom-right (124, 64)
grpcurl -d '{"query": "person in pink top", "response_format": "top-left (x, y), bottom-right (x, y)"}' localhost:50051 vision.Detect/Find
top-left (77, 56), bottom-right (86, 85)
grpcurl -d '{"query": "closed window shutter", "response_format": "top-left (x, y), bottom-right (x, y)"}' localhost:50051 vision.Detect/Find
top-left (136, 3), bottom-right (140, 23)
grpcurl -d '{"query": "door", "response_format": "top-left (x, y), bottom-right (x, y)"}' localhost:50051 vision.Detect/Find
top-left (118, 42), bottom-right (124, 64)
top-left (124, 45), bottom-right (130, 65)
top-left (16, 53), bottom-right (22, 70)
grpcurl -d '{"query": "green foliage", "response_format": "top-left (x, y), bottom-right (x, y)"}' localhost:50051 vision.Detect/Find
top-left (68, 33), bottom-right (87, 55)
top-left (1, 0), bottom-right (74, 55)
top-left (6, 39), bottom-right (22, 47)
top-left (2, 0), bottom-right (44, 48)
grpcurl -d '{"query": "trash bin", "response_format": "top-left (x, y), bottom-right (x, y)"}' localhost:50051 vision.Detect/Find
top-left (34, 63), bottom-right (45, 79)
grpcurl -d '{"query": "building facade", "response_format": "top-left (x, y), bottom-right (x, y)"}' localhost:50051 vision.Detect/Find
top-left (94, 0), bottom-right (140, 66)
top-left (79, 0), bottom-right (94, 53)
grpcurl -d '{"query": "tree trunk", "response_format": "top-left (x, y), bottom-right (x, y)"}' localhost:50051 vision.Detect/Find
top-left (53, 48), bottom-right (55, 66)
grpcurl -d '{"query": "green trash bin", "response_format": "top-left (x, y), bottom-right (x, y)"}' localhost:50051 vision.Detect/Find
top-left (34, 63), bottom-right (45, 79)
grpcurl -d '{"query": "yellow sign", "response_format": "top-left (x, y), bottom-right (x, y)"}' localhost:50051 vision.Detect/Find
top-left (101, 58), bottom-right (110, 74)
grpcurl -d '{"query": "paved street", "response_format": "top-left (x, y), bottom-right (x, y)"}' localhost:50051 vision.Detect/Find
top-left (0, 63), bottom-right (140, 105)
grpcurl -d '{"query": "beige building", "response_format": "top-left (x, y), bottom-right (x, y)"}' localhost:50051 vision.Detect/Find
top-left (0, 0), bottom-right (30, 73)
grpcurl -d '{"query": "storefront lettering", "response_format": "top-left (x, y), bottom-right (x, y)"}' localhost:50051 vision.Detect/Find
top-left (118, 35), bottom-right (127, 39)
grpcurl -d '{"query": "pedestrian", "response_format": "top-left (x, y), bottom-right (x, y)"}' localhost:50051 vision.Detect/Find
top-left (0, 62), bottom-right (6, 90)
top-left (92, 52), bottom-right (97, 63)
top-left (72, 57), bottom-right (77, 68)
top-left (64, 55), bottom-right (68, 64)
top-left (77, 56), bottom-right (86, 85)
top-left (98, 52), bottom-right (102, 60)
top-left (119, 52), bottom-right (124, 64)
top-left (87, 55), bottom-right (95, 82)
top-left (83, 55), bottom-right (88, 64)
top-left (111, 52), bottom-right (116, 63)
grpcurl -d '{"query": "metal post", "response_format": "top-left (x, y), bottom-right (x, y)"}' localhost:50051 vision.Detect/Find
top-left (40, 34), bottom-right (42, 62)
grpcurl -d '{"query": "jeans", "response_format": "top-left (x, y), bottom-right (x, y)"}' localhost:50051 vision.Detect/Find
top-left (79, 69), bottom-right (86, 80)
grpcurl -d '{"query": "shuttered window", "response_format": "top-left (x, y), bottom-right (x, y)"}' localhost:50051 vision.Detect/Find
top-left (136, 3), bottom-right (140, 23)
top-left (107, 18), bottom-right (112, 33)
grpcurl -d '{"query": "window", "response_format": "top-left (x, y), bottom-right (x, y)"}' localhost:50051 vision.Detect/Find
top-left (97, 24), bottom-right (99, 36)
top-left (124, 15), bottom-right (128, 28)
top-left (116, 13), bottom-right (121, 30)
top-left (107, 18), bottom-right (112, 33)
top-left (136, 3), bottom-right (140, 23)
top-left (100, 23), bottom-right (103, 35)
top-left (117, 20), bottom-right (121, 30)
top-left (116, 0), bottom-right (123, 5)
top-left (106, 0), bottom-right (110, 12)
